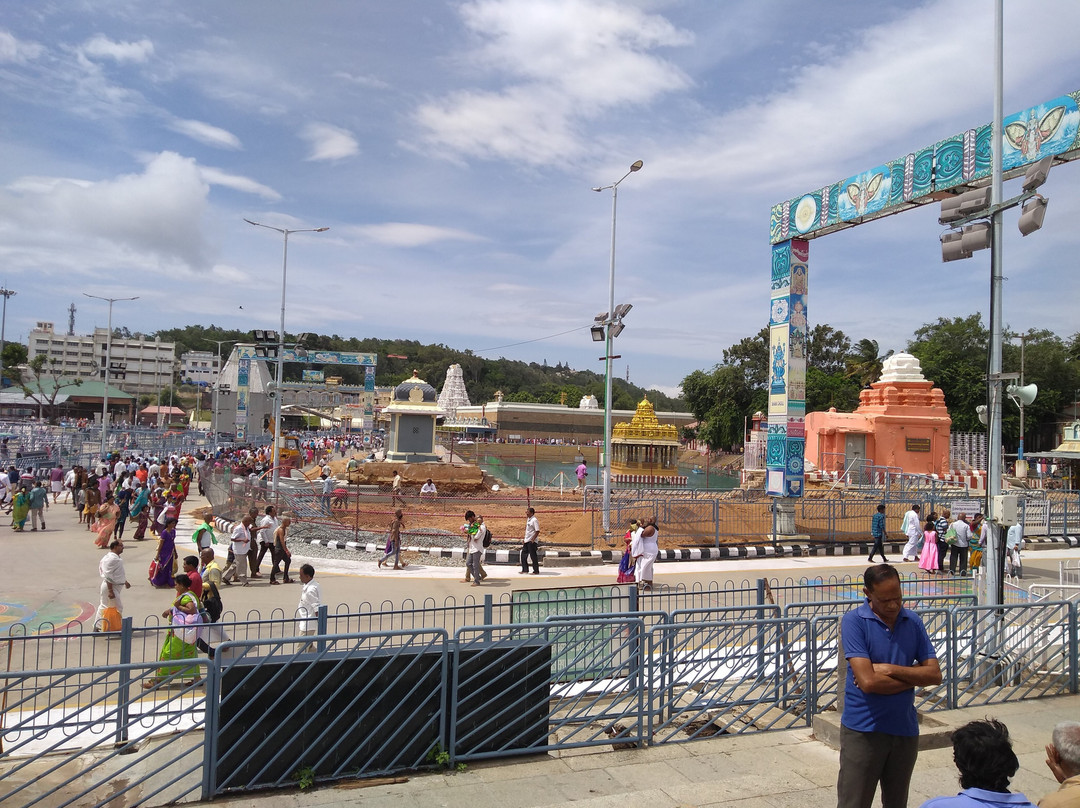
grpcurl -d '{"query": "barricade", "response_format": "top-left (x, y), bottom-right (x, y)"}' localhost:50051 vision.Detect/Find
top-left (4, 589), bottom-right (1079, 806)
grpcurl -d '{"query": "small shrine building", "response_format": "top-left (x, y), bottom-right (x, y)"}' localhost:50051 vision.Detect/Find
top-left (384, 371), bottom-right (445, 463)
top-left (804, 352), bottom-right (951, 477)
top-left (610, 398), bottom-right (686, 486)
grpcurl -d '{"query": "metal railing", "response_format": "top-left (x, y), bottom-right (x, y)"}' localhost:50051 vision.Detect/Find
top-left (3, 594), bottom-right (1078, 807)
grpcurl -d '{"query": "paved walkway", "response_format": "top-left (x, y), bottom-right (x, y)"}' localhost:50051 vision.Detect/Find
top-left (5, 490), bottom-right (1080, 807)
top-left (208, 694), bottom-right (1076, 808)
top-left (6, 490), bottom-right (1076, 635)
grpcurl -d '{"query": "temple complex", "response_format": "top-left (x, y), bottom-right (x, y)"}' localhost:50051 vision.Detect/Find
top-left (804, 352), bottom-right (951, 477)
top-left (610, 397), bottom-right (686, 486)
top-left (436, 363), bottom-right (470, 420)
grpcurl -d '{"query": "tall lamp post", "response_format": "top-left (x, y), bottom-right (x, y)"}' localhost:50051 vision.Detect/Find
top-left (592, 160), bottom-right (643, 538)
top-left (0, 287), bottom-right (15, 389)
top-left (244, 219), bottom-right (329, 499)
top-left (84, 293), bottom-right (139, 461)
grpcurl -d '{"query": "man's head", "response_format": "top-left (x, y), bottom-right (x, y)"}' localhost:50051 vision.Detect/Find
top-left (247, 506), bottom-right (259, 520)
top-left (109, 539), bottom-right (124, 554)
top-left (241, 515), bottom-right (253, 527)
top-left (951, 719), bottom-right (1019, 792)
top-left (527, 507), bottom-right (535, 517)
top-left (183, 555), bottom-right (199, 573)
top-left (876, 504), bottom-right (886, 514)
top-left (863, 564), bottom-right (903, 625)
top-left (464, 510), bottom-right (475, 522)
top-left (299, 563), bottom-right (315, 583)
top-left (1051, 721), bottom-right (1080, 779)
top-left (394, 509), bottom-right (403, 518)
top-left (911, 504), bottom-right (920, 513)
top-left (200, 548), bottom-right (215, 565)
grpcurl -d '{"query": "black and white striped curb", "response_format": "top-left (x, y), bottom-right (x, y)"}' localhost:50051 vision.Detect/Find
top-left (209, 517), bottom-right (1078, 563)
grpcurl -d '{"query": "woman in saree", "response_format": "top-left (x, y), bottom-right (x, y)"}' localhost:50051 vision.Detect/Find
top-left (143, 573), bottom-right (201, 688)
top-left (92, 491), bottom-right (119, 549)
top-left (149, 515), bottom-right (178, 588)
top-left (11, 485), bottom-right (29, 531)
top-left (616, 518), bottom-right (638, 584)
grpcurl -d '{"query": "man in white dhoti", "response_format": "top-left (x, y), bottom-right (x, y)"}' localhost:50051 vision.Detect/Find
top-left (900, 504), bottom-right (923, 562)
top-left (632, 518), bottom-right (660, 593)
top-left (93, 540), bottom-right (130, 630)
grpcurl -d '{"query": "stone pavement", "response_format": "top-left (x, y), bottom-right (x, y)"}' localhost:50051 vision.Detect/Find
top-left (5, 489), bottom-right (1080, 807)
top-left (6, 489), bottom-right (1076, 635)
top-left (206, 694), bottom-right (1077, 808)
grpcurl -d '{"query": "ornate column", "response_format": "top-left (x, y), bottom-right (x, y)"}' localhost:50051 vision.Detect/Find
top-left (766, 239), bottom-right (809, 508)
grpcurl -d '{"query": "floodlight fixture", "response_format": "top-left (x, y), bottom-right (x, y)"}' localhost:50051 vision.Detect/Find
top-left (1022, 155), bottom-right (1053, 192)
top-left (958, 186), bottom-right (992, 216)
top-left (1017, 196), bottom-right (1048, 236)
top-left (960, 221), bottom-right (992, 253)
top-left (590, 325), bottom-right (606, 342)
top-left (940, 231), bottom-right (971, 262)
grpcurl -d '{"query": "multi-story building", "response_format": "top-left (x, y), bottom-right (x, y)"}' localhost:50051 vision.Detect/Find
top-left (180, 350), bottom-right (221, 386)
top-left (27, 322), bottom-right (175, 396)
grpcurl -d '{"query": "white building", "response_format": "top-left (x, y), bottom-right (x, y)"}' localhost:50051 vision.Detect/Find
top-left (180, 350), bottom-right (220, 386)
top-left (27, 322), bottom-right (175, 396)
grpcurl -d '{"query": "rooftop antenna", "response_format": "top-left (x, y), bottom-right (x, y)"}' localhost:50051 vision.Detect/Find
top-left (68, 302), bottom-right (76, 335)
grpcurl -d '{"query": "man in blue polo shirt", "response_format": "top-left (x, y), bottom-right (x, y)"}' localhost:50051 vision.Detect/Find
top-left (838, 564), bottom-right (942, 808)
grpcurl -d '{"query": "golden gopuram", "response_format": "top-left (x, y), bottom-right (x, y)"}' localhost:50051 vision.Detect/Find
top-left (610, 398), bottom-right (686, 486)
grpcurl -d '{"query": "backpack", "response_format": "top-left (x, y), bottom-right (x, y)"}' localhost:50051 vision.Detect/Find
top-left (482, 526), bottom-right (493, 548)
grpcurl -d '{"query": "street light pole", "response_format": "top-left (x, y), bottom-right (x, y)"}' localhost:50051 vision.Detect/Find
top-left (984, 0), bottom-right (1005, 608)
top-left (84, 293), bottom-right (139, 461)
top-left (0, 287), bottom-right (15, 389)
top-left (592, 160), bottom-right (643, 538)
top-left (244, 219), bottom-right (329, 499)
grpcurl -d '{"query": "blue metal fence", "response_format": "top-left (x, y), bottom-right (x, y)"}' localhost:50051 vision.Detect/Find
top-left (3, 589), bottom-right (1079, 807)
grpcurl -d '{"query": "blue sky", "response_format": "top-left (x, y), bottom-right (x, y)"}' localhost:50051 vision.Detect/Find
top-left (1, 0), bottom-right (1078, 398)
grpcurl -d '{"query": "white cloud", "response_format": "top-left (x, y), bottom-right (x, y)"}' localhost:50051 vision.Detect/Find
top-left (652, 0), bottom-right (1080, 194)
top-left (169, 118), bottom-right (243, 150)
top-left (0, 151), bottom-right (212, 270)
top-left (333, 71), bottom-right (390, 90)
top-left (300, 122), bottom-right (359, 161)
top-left (414, 0), bottom-right (692, 164)
top-left (353, 222), bottom-right (486, 247)
top-left (0, 30), bottom-right (44, 63)
top-left (198, 166), bottom-right (280, 201)
top-left (81, 35), bottom-right (154, 63)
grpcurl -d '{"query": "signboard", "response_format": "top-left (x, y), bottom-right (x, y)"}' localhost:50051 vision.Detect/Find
top-left (279, 349), bottom-right (376, 366)
top-left (302, 370), bottom-right (325, 383)
top-left (905, 437), bottom-right (932, 453)
top-left (771, 90), bottom-right (1080, 244)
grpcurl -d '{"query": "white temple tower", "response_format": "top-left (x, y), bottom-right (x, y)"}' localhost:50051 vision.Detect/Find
top-left (437, 363), bottom-right (471, 420)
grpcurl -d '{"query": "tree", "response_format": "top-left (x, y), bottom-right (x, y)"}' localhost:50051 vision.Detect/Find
top-left (681, 365), bottom-right (754, 450)
top-left (908, 314), bottom-right (988, 434)
top-left (1002, 329), bottom-right (1080, 452)
top-left (846, 338), bottom-right (893, 388)
top-left (21, 356), bottom-right (84, 424)
top-left (2, 342), bottom-right (27, 383)
top-left (806, 324), bottom-right (852, 376)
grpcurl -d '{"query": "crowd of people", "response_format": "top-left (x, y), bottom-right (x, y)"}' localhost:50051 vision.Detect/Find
top-left (869, 503), bottom-right (1025, 579)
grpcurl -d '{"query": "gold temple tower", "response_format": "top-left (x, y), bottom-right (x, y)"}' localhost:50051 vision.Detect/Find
top-left (610, 398), bottom-right (686, 486)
